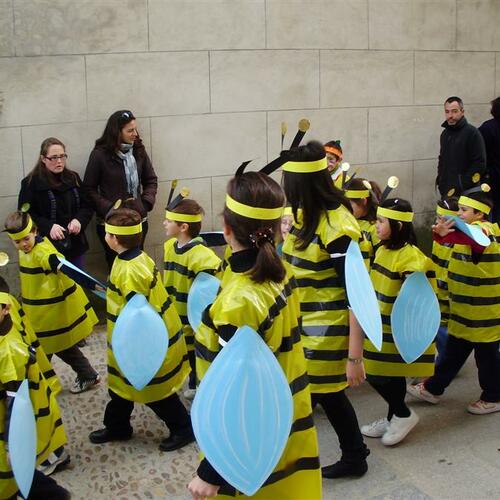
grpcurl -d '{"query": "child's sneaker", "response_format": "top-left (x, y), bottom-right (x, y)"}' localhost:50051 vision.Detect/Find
top-left (361, 417), bottom-right (389, 438)
top-left (381, 410), bottom-right (419, 446)
top-left (70, 373), bottom-right (101, 394)
top-left (467, 399), bottom-right (500, 415)
top-left (407, 382), bottom-right (440, 404)
top-left (37, 449), bottom-right (70, 476)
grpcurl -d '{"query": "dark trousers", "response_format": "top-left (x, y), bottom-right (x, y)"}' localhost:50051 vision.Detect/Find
top-left (311, 390), bottom-right (368, 463)
top-left (425, 335), bottom-right (500, 402)
top-left (23, 470), bottom-right (70, 499)
top-left (367, 375), bottom-right (411, 420)
top-left (48, 345), bottom-right (97, 380)
top-left (103, 389), bottom-right (192, 437)
top-left (187, 350), bottom-right (196, 389)
top-left (97, 221), bottom-right (149, 271)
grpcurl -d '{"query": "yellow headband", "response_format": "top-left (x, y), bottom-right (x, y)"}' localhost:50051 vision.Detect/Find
top-left (436, 205), bottom-right (457, 217)
top-left (282, 207), bottom-right (293, 216)
top-left (282, 158), bottom-right (328, 173)
top-left (377, 206), bottom-right (414, 222)
top-left (0, 292), bottom-right (11, 306)
top-left (7, 217), bottom-right (33, 240)
top-left (225, 194), bottom-right (283, 220)
top-left (458, 196), bottom-right (491, 215)
top-left (104, 222), bottom-right (142, 235)
top-left (165, 210), bottom-right (202, 223)
top-left (345, 189), bottom-right (370, 199)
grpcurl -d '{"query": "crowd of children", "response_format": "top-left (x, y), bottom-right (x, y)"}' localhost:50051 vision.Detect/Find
top-left (0, 131), bottom-right (499, 500)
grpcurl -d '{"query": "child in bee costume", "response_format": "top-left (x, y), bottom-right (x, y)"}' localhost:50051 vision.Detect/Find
top-left (0, 289), bottom-right (69, 500)
top-left (409, 186), bottom-right (500, 414)
top-left (189, 169), bottom-right (321, 500)
top-left (163, 188), bottom-right (221, 399)
top-left (361, 198), bottom-right (436, 446)
top-left (4, 210), bottom-right (100, 395)
top-left (89, 205), bottom-right (193, 452)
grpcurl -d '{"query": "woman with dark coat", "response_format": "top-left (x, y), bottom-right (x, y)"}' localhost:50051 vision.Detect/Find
top-left (83, 110), bottom-right (158, 269)
top-left (19, 137), bottom-right (93, 267)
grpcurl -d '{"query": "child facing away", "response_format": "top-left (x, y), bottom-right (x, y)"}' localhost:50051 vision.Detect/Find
top-left (0, 288), bottom-right (70, 500)
top-left (408, 189), bottom-right (500, 414)
top-left (89, 207), bottom-right (194, 451)
top-left (4, 210), bottom-right (100, 395)
top-left (189, 170), bottom-right (321, 500)
top-left (163, 197), bottom-right (221, 399)
top-left (361, 198), bottom-right (437, 446)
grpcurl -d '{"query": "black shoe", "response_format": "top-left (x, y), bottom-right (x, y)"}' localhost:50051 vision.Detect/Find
top-left (321, 459), bottom-right (368, 479)
top-left (159, 432), bottom-right (195, 452)
top-left (89, 428), bottom-right (132, 444)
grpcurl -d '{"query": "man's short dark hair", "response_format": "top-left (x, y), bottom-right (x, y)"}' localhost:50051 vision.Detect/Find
top-left (445, 96), bottom-right (464, 109)
top-left (490, 97), bottom-right (500, 120)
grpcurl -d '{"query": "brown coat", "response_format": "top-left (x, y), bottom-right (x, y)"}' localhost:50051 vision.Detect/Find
top-left (83, 146), bottom-right (158, 219)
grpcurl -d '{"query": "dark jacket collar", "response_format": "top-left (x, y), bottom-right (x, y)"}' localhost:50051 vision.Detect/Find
top-left (441, 116), bottom-right (468, 130)
top-left (174, 237), bottom-right (204, 255)
top-left (229, 248), bottom-right (258, 273)
top-left (117, 246), bottom-right (142, 261)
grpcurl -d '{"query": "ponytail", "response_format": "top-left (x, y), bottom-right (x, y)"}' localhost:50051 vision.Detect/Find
top-left (249, 227), bottom-right (286, 283)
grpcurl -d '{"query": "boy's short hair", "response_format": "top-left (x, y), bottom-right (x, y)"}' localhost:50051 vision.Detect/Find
top-left (437, 197), bottom-right (459, 212)
top-left (4, 211), bottom-right (37, 235)
top-left (170, 199), bottom-right (204, 238)
top-left (105, 208), bottom-right (143, 249)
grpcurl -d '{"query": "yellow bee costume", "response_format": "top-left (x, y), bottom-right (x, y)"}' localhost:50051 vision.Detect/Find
top-left (163, 237), bottom-right (221, 354)
top-left (0, 321), bottom-right (67, 499)
top-left (365, 244), bottom-right (437, 377)
top-left (282, 206), bottom-right (361, 393)
top-left (19, 237), bottom-right (97, 355)
top-left (107, 250), bottom-right (189, 403)
top-left (447, 221), bottom-right (500, 343)
top-left (196, 254), bottom-right (321, 499)
top-left (358, 219), bottom-right (381, 269)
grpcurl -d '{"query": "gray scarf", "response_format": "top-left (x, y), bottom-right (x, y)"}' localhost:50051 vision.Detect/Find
top-left (116, 143), bottom-right (139, 198)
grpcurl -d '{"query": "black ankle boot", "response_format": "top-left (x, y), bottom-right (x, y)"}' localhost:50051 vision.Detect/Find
top-left (321, 459), bottom-right (368, 478)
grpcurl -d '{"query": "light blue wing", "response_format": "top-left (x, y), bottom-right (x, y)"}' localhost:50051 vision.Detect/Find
top-left (9, 379), bottom-right (36, 498)
top-left (187, 272), bottom-right (220, 334)
top-left (111, 294), bottom-right (169, 391)
top-left (56, 256), bottom-right (107, 289)
top-left (345, 240), bottom-right (383, 351)
top-left (391, 272), bottom-right (440, 363)
top-left (191, 326), bottom-right (293, 496)
top-left (444, 215), bottom-right (491, 247)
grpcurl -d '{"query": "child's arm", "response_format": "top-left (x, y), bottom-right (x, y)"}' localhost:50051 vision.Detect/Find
top-left (47, 254), bottom-right (102, 290)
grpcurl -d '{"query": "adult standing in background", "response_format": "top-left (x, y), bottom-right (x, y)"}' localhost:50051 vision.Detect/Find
top-left (436, 96), bottom-right (486, 198)
top-left (479, 97), bottom-right (500, 223)
top-left (19, 137), bottom-right (93, 267)
top-left (83, 110), bottom-right (158, 269)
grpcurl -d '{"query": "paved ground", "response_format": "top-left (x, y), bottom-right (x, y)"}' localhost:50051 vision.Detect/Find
top-left (52, 327), bottom-right (500, 499)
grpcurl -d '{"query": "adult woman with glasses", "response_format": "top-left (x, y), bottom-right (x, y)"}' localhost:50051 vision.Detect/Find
top-left (18, 137), bottom-right (93, 267)
top-left (83, 110), bottom-right (158, 269)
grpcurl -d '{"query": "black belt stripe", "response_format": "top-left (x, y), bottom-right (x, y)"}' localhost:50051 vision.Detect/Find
top-left (449, 313), bottom-right (500, 328)
top-left (264, 456), bottom-right (320, 488)
top-left (290, 414), bottom-right (315, 435)
top-left (364, 350), bottom-right (434, 364)
top-left (22, 283), bottom-right (77, 306)
top-left (431, 254), bottom-right (449, 268)
top-left (36, 303), bottom-right (93, 338)
top-left (289, 372), bottom-right (309, 395)
top-left (278, 327), bottom-right (301, 353)
top-left (448, 271), bottom-right (500, 286)
top-left (304, 348), bottom-right (348, 361)
top-left (295, 276), bottom-right (343, 289)
top-left (301, 299), bottom-right (347, 312)
top-left (308, 373), bottom-right (347, 385)
top-left (302, 325), bottom-right (349, 337)
top-left (450, 293), bottom-right (500, 306)
top-left (371, 263), bottom-right (400, 280)
top-left (20, 265), bottom-right (51, 275)
top-left (452, 251), bottom-right (500, 263)
top-left (283, 253), bottom-right (334, 272)
top-left (164, 261), bottom-right (196, 279)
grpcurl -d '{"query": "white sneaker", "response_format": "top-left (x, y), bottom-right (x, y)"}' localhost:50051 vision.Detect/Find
top-left (381, 410), bottom-right (419, 446)
top-left (37, 448), bottom-right (71, 476)
top-left (467, 399), bottom-right (500, 415)
top-left (361, 417), bottom-right (389, 438)
top-left (183, 388), bottom-right (196, 400)
top-left (407, 382), bottom-right (440, 404)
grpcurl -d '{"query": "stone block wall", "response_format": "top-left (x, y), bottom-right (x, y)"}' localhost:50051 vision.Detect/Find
top-left (1, 0), bottom-right (499, 285)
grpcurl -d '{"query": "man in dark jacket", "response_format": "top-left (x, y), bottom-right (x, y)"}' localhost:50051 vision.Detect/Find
top-left (436, 96), bottom-right (486, 197)
top-left (479, 97), bottom-right (500, 222)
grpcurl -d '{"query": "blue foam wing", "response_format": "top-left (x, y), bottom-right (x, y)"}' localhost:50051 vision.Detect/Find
top-left (9, 379), bottom-right (36, 498)
top-left (345, 240), bottom-right (383, 351)
top-left (191, 326), bottom-right (293, 496)
top-left (57, 256), bottom-right (107, 289)
top-left (111, 294), bottom-right (169, 390)
top-left (391, 272), bottom-right (440, 363)
top-left (187, 272), bottom-right (220, 333)
top-left (444, 215), bottom-right (491, 247)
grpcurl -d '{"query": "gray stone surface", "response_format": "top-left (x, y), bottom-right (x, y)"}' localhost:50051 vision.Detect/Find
top-left (0, 0), bottom-right (14, 56)
top-left (457, 0), bottom-right (500, 51)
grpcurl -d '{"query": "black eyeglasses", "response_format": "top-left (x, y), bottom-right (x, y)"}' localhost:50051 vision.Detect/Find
top-left (45, 154), bottom-right (68, 162)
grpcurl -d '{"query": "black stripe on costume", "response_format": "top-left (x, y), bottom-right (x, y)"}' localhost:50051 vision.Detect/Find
top-left (375, 291), bottom-right (396, 304)
top-left (150, 267), bottom-right (159, 290)
top-left (169, 328), bottom-right (183, 347)
top-left (364, 350), bottom-right (435, 364)
top-left (304, 348), bottom-right (348, 361)
top-left (290, 414), bottom-right (315, 434)
top-left (22, 283), bottom-right (77, 306)
top-left (19, 265), bottom-right (51, 275)
top-left (381, 314), bottom-right (391, 326)
top-left (185, 335), bottom-right (194, 345)
top-left (295, 276), bottom-right (343, 289)
top-left (179, 314), bottom-right (189, 326)
top-left (107, 312), bottom-right (118, 323)
top-left (437, 279), bottom-right (448, 291)
top-left (278, 327), bottom-right (301, 353)
top-left (450, 293), bottom-right (500, 306)
top-left (308, 373), bottom-right (346, 385)
top-left (449, 314), bottom-right (500, 328)
top-left (258, 281), bottom-right (294, 333)
top-left (371, 263), bottom-right (401, 280)
top-left (107, 281), bottom-right (122, 295)
top-left (194, 340), bottom-right (219, 363)
top-left (0, 469), bottom-right (14, 479)
top-left (163, 261), bottom-right (196, 279)
top-left (301, 299), bottom-right (347, 312)
top-left (169, 290), bottom-right (189, 303)
top-left (302, 325), bottom-right (349, 337)
top-left (283, 253), bottom-right (333, 272)
top-left (289, 372), bottom-right (309, 396)
top-left (125, 291), bottom-right (136, 302)
top-left (159, 297), bottom-right (173, 316)
top-left (36, 303), bottom-right (93, 338)
top-left (448, 271), bottom-right (500, 286)
top-left (432, 254), bottom-right (449, 269)
top-left (264, 457), bottom-right (320, 487)
top-left (108, 353), bottom-right (189, 387)
top-left (452, 251), bottom-right (500, 263)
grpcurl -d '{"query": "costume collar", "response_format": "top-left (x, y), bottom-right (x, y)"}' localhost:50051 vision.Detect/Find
top-left (117, 246), bottom-right (142, 261)
top-left (229, 248), bottom-right (258, 273)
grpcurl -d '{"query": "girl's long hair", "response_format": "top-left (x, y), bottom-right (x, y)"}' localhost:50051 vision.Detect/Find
top-left (380, 198), bottom-right (417, 250)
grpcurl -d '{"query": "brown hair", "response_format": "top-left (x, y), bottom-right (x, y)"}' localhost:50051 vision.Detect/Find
top-left (348, 177), bottom-right (382, 222)
top-left (4, 211), bottom-right (37, 235)
top-left (224, 172), bottom-right (285, 284)
top-left (462, 191), bottom-right (493, 216)
top-left (27, 137), bottom-right (79, 188)
top-left (105, 208), bottom-right (143, 249)
top-left (171, 199), bottom-right (204, 238)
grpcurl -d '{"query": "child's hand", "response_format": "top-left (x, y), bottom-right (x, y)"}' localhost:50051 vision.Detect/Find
top-left (432, 216), bottom-right (455, 237)
top-left (346, 360), bottom-right (365, 387)
top-left (187, 475), bottom-right (219, 499)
